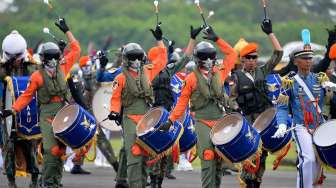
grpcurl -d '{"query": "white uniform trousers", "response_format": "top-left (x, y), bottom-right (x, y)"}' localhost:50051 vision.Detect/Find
top-left (292, 124), bottom-right (321, 188)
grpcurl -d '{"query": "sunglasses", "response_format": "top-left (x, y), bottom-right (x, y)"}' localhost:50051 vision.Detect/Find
top-left (127, 52), bottom-right (144, 61)
top-left (197, 52), bottom-right (216, 61)
top-left (298, 56), bottom-right (313, 60)
top-left (44, 53), bottom-right (61, 61)
top-left (243, 55), bottom-right (258, 60)
top-left (5, 51), bottom-right (23, 59)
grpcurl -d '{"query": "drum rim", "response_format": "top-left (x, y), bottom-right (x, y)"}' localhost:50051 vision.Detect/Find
top-left (253, 107), bottom-right (276, 132)
top-left (136, 107), bottom-right (165, 136)
top-left (210, 113), bottom-right (243, 145)
top-left (52, 104), bottom-right (80, 133)
top-left (313, 120), bottom-right (336, 147)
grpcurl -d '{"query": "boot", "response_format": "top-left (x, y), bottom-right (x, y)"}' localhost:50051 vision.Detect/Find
top-left (157, 177), bottom-right (164, 188)
top-left (165, 172), bottom-right (176, 179)
top-left (112, 161), bottom-right (119, 173)
top-left (29, 173), bottom-right (39, 188)
top-left (150, 175), bottom-right (158, 188)
top-left (253, 180), bottom-right (261, 188)
top-left (245, 180), bottom-right (255, 188)
top-left (70, 165), bottom-right (91, 174)
top-left (8, 181), bottom-right (18, 188)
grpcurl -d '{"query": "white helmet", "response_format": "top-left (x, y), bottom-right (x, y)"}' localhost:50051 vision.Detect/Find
top-left (2, 30), bottom-right (27, 62)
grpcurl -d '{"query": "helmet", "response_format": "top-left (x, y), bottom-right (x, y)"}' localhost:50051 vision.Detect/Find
top-left (194, 41), bottom-right (216, 62)
top-left (169, 52), bottom-right (181, 64)
top-left (122, 43), bottom-right (145, 62)
top-left (122, 43), bottom-right (145, 70)
top-left (39, 42), bottom-right (61, 62)
top-left (2, 30), bottom-right (27, 62)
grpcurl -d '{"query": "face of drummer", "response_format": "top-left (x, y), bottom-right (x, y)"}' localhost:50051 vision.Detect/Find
top-left (241, 52), bottom-right (258, 72)
top-left (294, 56), bottom-right (313, 76)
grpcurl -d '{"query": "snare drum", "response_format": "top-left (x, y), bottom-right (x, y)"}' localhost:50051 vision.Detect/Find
top-left (254, 107), bottom-right (292, 153)
top-left (210, 113), bottom-right (260, 163)
top-left (136, 107), bottom-right (183, 156)
top-left (178, 111), bottom-right (197, 152)
top-left (4, 76), bottom-right (40, 139)
top-left (313, 120), bottom-right (336, 169)
top-left (52, 104), bottom-right (97, 149)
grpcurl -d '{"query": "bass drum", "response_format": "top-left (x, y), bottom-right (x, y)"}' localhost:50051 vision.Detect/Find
top-left (92, 84), bottom-right (121, 131)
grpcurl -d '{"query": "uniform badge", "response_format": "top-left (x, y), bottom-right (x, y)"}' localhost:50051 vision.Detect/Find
top-left (111, 80), bottom-right (119, 90)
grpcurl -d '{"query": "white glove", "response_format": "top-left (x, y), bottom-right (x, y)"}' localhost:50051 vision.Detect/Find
top-left (272, 124), bottom-right (287, 138)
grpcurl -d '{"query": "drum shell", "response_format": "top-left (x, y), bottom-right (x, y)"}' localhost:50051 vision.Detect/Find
top-left (178, 112), bottom-right (197, 152)
top-left (314, 144), bottom-right (336, 169)
top-left (213, 115), bottom-right (260, 163)
top-left (259, 117), bottom-right (292, 153)
top-left (137, 107), bottom-right (183, 155)
top-left (54, 105), bottom-right (97, 149)
top-left (313, 120), bottom-right (336, 169)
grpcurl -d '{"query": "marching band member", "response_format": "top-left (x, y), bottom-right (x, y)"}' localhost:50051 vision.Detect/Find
top-left (149, 26), bottom-right (202, 187)
top-left (95, 52), bottom-right (128, 188)
top-left (1, 17), bottom-right (80, 188)
top-left (233, 18), bottom-right (283, 188)
top-left (165, 25), bottom-right (237, 188)
top-left (77, 56), bottom-right (119, 173)
top-left (0, 30), bottom-right (39, 188)
top-left (108, 25), bottom-right (167, 188)
top-left (273, 44), bottom-right (333, 188)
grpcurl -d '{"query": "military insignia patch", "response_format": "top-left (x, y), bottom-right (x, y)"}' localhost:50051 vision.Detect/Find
top-left (111, 80), bottom-right (119, 90)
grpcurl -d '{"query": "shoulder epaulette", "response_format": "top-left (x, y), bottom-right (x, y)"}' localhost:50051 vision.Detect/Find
top-left (281, 72), bottom-right (295, 89)
top-left (315, 72), bottom-right (329, 85)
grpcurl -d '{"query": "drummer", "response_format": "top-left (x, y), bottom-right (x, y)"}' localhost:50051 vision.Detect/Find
top-left (0, 30), bottom-right (40, 188)
top-left (273, 42), bottom-right (333, 188)
top-left (1, 17), bottom-right (81, 188)
top-left (164, 25), bottom-right (237, 188)
top-left (77, 56), bottom-right (120, 173)
top-left (232, 18), bottom-right (283, 188)
top-left (108, 24), bottom-right (167, 187)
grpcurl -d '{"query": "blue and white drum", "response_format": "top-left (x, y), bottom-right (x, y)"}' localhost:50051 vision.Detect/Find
top-left (178, 111), bottom-right (197, 152)
top-left (136, 107), bottom-right (183, 156)
top-left (254, 107), bottom-right (292, 153)
top-left (52, 104), bottom-right (97, 149)
top-left (5, 76), bottom-right (40, 139)
top-left (210, 113), bottom-right (260, 163)
top-left (313, 120), bottom-right (336, 169)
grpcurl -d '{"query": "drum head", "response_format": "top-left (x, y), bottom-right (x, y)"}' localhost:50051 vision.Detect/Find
top-left (253, 108), bottom-right (276, 132)
top-left (52, 105), bottom-right (79, 133)
top-left (137, 107), bottom-right (164, 136)
top-left (92, 85), bottom-right (120, 131)
top-left (313, 120), bottom-right (336, 147)
top-left (210, 113), bottom-right (243, 145)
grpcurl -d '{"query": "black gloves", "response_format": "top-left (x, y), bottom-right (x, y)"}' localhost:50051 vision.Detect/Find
top-left (0, 109), bottom-right (14, 118)
top-left (327, 25), bottom-right (336, 47)
top-left (55, 18), bottom-right (70, 33)
top-left (202, 26), bottom-right (219, 42)
top-left (57, 39), bottom-right (67, 53)
top-left (108, 112), bottom-right (120, 121)
top-left (190, 25), bottom-right (202, 40)
top-left (97, 51), bottom-right (108, 68)
top-left (150, 24), bottom-right (163, 41)
top-left (159, 119), bottom-right (172, 132)
top-left (261, 18), bottom-right (273, 35)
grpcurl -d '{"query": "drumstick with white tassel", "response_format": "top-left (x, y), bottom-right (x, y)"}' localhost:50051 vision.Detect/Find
top-left (154, 0), bottom-right (159, 26)
top-left (194, 0), bottom-right (208, 27)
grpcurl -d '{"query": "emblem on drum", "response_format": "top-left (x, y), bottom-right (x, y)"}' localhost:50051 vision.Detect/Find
top-left (81, 115), bottom-right (94, 129)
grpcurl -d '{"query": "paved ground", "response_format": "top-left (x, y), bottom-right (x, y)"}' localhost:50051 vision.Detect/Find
top-left (1, 165), bottom-right (336, 188)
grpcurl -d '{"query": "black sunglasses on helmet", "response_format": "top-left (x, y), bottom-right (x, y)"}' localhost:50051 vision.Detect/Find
top-left (43, 52), bottom-right (61, 61)
top-left (126, 52), bottom-right (144, 61)
top-left (243, 55), bottom-right (258, 60)
top-left (197, 51), bottom-right (216, 61)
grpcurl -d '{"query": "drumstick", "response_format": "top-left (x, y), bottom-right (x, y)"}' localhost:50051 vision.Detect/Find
top-left (283, 126), bottom-right (297, 133)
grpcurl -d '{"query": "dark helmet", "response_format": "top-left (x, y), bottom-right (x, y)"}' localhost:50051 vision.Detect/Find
top-left (122, 43), bottom-right (145, 62)
top-left (39, 42), bottom-right (61, 62)
top-left (193, 41), bottom-right (216, 62)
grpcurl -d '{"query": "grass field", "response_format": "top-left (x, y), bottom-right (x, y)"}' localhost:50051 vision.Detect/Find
top-left (106, 139), bottom-right (336, 173)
